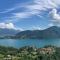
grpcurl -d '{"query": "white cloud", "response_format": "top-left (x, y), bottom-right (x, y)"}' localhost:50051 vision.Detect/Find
top-left (0, 8), bottom-right (16, 13)
top-left (48, 23), bottom-right (54, 27)
top-left (0, 23), bottom-right (23, 30)
top-left (1, 0), bottom-right (60, 22)
top-left (34, 0), bottom-right (58, 9)
top-left (31, 26), bottom-right (42, 30)
top-left (49, 9), bottom-right (60, 26)
top-left (0, 23), bottom-right (15, 29)
top-left (50, 9), bottom-right (60, 20)
top-left (13, 12), bottom-right (31, 19)
top-left (0, 3), bottom-right (25, 14)
top-left (12, 0), bottom-right (60, 20)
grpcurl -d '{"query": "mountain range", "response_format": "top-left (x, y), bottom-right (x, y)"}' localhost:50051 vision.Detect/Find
top-left (0, 28), bottom-right (20, 37)
top-left (15, 26), bottom-right (60, 39)
top-left (0, 26), bottom-right (60, 39)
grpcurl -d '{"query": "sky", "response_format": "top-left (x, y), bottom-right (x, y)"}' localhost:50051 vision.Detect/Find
top-left (0, 0), bottom-right (60, 30)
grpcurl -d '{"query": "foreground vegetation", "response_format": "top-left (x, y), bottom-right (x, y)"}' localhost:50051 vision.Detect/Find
top-left (0, 45), bottom-right (60, 60)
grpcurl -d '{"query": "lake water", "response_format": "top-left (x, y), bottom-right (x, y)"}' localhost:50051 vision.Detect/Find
top-left (0, 39), bottom-right (60, 48)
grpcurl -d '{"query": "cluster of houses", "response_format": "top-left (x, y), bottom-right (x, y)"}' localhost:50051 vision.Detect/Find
top-left (37, 47), bottom-right (55, 54)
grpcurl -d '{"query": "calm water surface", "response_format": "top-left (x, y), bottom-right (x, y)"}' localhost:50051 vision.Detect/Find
top-left (0, 39), bottom-right (60, 48)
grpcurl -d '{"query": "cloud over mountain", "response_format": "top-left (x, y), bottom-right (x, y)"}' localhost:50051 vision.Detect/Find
top-left (49, 9), bottom-right (60, 26)
top-left (0, 23), bottom-right (15, 29)
top-left (0, 23), bottom-right (23, 31)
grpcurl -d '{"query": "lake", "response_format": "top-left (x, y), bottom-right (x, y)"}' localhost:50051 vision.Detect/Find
top-left (0, 39), bottom-right (60, 48)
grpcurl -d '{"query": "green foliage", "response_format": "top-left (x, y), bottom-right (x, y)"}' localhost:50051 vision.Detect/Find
top-left (0, 45), bottom-right (60, 60)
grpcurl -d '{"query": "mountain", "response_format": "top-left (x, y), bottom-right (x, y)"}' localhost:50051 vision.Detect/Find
top-left (0, 28), bottom-right (20, 37)
top-left (16, 26), bottom-right (60, 39)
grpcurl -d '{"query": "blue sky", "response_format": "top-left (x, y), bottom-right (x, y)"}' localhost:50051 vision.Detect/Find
top-left (0, 0), bottom-right (60, 30)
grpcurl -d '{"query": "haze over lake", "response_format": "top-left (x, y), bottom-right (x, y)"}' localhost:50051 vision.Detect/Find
top-left (0, 39), bottom-right (60, 48)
